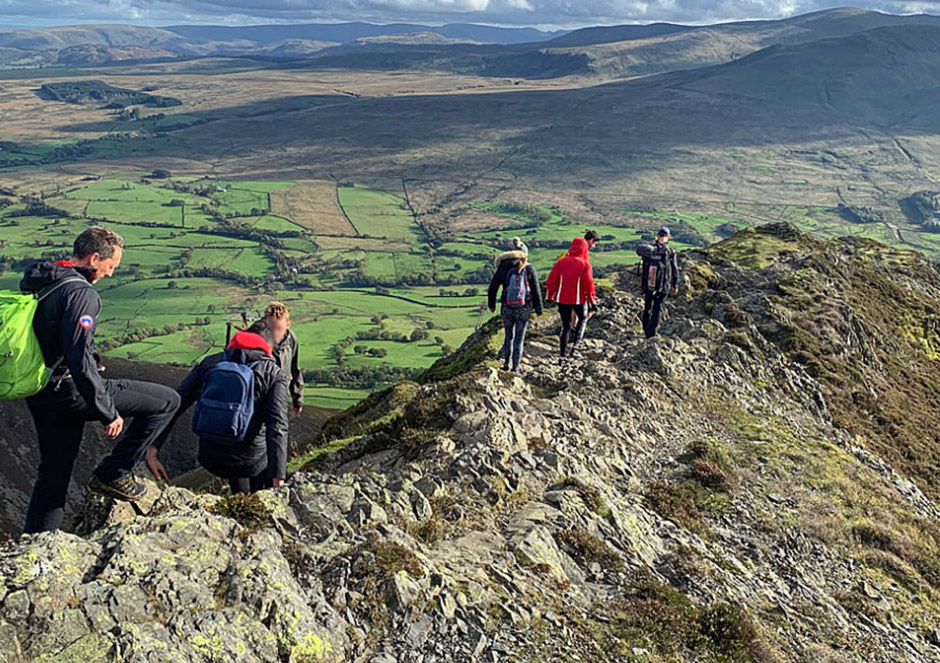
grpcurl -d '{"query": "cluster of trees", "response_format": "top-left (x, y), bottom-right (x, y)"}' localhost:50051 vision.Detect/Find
top-left (204, 224), bottom-right (287, 250)
top-left (344, 260), bottom-right (491, 289)
top-left (438, 287), bottom-right (480, 297)
top-left (899, 191), bottom-right (940, 226)
top-left (836, 203), bottom-right (884, 224)
top-left (39, 81), bottom-right (181, 108)
top-left (303, 366), bottom-right (419, 389)
top-left (0, 137), bottom-right (116, 168)
top-left (355, 328), bottom-right (431, 342)
top-left (7, 200), bottom-right (71, 218)
top-left (163, 266), bottom-right (261, 290)
top-left (355, 329), bottom-right (410, 342)
top-left (40, 134), bottom-right (133, 166)
top-left (117, 107), bottom-right (143, 122)
top-left (353, 345), bottom-right (388, 357)
top-left (165, 180), bottom-right (224, 199)
top-left (41, 142), bottom-right (96, 164)
top-left (333, 337), bottom-right (356, 368)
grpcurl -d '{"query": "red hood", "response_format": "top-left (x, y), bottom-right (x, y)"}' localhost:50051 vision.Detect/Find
top-left (567, 237), bottom-right (589, 259)
top-left (227, 331), bottom-right (272, 356)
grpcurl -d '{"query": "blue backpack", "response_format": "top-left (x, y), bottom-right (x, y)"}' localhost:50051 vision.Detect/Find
top-left (504, 267), bottom-right (529, 308)
top-left (192, 353), bottom-right (256, 445)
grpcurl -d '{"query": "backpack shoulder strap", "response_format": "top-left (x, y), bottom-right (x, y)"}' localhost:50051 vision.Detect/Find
top-left (35, 277), bottom-right (91, 303)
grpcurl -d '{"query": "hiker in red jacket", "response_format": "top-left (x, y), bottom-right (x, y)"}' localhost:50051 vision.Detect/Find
top-left (555, 230), bottom-right (600, 344)
top-left (546, 236), bottom-right (597, 358)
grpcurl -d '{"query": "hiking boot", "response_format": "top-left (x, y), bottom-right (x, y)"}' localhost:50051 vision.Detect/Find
top-left (88, 474), bottom-right (147, 502)
top-left (568, 347), bottom-right (582, 359)
top-left (501, 362), bottom-right (511, 371)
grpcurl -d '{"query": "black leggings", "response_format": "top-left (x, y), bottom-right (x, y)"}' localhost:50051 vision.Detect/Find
top-left (558, 303), bottom-right (587, 356)
top-left (643, 292), bottom-right (667, 338)
top-left (229, 472), bottom-right (271, 495)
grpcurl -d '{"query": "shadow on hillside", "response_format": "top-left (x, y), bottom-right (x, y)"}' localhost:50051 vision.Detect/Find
top-left (55, 36), bottom-right (940, 187)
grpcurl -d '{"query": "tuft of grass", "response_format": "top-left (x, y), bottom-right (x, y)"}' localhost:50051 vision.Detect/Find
top-left (687, 439), bottom-right (737, 492)
top-left (209, 493), bottom-right (271, 532)
top-left (576, 484), bottom-right (612, 520)
top-left (849, 518), bottom-right (940, 590)
top-left (556, 528), bottom-right (625, 573)
top-left (644, 481), bottom-right (709, 537)
top-left (364, 537), bottom-right (423, 578)
top-left (689, 458), bottom-right (735, 492)
top-left (409, 517), bottom-right (445, 546)
top-left (604, 575), bottom-right (776, 663)
top-left (406, 492), bottom-right (462, 545)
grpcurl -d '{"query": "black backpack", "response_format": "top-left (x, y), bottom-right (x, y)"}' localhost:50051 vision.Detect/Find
top-left (637, 243), bottom-right (672, 295)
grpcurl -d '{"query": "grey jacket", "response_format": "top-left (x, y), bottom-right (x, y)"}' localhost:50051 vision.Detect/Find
top-left (273, 329), bottom-right (303, 409)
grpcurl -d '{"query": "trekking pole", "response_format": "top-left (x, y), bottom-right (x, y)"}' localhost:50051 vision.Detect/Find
top-left (225, 322), bottom-right (234, 346)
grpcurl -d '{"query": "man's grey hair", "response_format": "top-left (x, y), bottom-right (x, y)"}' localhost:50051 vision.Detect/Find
top-left (74, 226), bottom-right (124, 260)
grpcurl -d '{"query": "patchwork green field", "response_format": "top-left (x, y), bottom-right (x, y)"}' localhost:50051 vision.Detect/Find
top-left (0, 177), bottom-right (568, 407)
top-left (7, 170), bottom-right (911, 409)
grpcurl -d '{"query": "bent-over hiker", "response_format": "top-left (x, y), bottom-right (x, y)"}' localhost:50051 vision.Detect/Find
top-left (146, 320), bottom-right (289, 495)
top-left (21, 227), bottom-right (181, 533)
top-left (636, 226), bottom-right (679, 339)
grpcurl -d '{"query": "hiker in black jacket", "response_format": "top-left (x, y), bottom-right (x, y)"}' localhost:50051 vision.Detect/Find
top-left (263, 301), bottom-right (303, 415)
top-left (636, 226), bottom-right (680, 339)
top-left (146, 320), bottom-right (289, 494)
top-left (20, 227), bottom-right (181, 533)
top-left (488, 254), bottom-right (543, 372)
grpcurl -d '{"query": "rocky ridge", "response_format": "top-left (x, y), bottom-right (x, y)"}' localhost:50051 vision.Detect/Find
top-left (4, 223), bottom-right (940, 663)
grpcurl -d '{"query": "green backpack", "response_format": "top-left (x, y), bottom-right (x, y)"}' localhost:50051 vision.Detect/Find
top-left (0, 278), bottom-right (87, 400)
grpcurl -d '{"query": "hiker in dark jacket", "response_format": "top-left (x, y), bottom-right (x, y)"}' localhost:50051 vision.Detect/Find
top-left (146, 320), bottom-right (289, 494)
top-left (20, 227), bottom-right (181, 533)
top-left (263, 301), bottom-right (303, 414)
top-left (488, 253), bottom-right (543, 372)
top-left (636, 226), bottom-right (679, 339)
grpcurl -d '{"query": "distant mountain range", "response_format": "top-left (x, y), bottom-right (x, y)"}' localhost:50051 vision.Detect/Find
top-left (3, 7), bottom-right (938, 82)
top-left (0, 21), bottom-right (565, 66)
top-left (284, 7), bottom-right (940, 79)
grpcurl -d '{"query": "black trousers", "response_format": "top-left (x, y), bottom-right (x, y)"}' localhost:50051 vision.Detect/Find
top-left (643, 292), bottom-right (667, 338)
top-left (24, 378), bottom-right (181, 534)
top-left (228, 472), bottom-right (272, 495)
top-left (558, 303), bottom-right (587, 356)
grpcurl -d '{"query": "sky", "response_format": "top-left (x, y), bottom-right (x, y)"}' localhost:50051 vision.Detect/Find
top-left (0, 0), bottom-right (936, 29)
